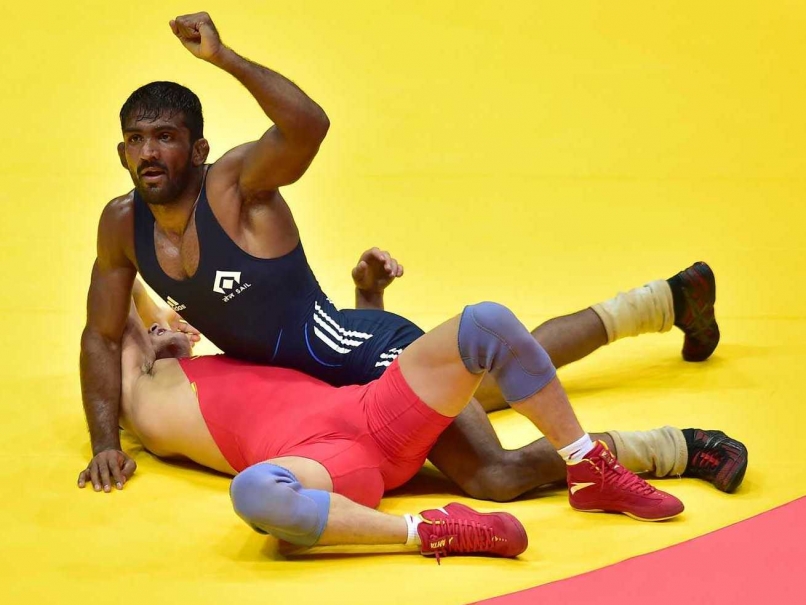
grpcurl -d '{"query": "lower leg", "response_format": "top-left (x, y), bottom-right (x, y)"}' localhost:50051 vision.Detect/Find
top-left (474, 276), bottom-right (678, 412)
top-left (317, 494), bottom-right (408, 546)
top-left (230, 462), bottom-right (414, 549)
top-left (431, 417), bottom-right (733, 501)
top-left (428, 399), bottom-right (617, 501)
top-left (473, 309), bottom-right (607, 412)
top-left (531, 309), bottom-right (608, 370)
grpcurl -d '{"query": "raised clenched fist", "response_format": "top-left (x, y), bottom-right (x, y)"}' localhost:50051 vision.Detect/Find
top-left (169, 12), bottom-right (223, 62)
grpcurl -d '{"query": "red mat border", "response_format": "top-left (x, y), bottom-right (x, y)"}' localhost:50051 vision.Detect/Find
top-left (473, 496), bottom-right (806, 605)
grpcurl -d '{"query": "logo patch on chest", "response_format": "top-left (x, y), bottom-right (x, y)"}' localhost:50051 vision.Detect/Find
top-left (166, 296), bottom-right (186, 312)
top-left (213, 270), bottom-right (252, 302)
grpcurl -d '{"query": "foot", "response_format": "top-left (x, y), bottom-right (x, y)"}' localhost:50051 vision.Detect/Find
top-left (668, 261), bottom-right (720, 361)
top-left (417, 503), bottom-right (528, 563)
top-left (568, 441), bottom-right (685, 521)
top-left (682, 429), bottom-right (748, 493)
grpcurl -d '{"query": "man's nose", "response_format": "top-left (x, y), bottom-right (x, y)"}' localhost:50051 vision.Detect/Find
top-left (140, 138), bottom-right (159, 159)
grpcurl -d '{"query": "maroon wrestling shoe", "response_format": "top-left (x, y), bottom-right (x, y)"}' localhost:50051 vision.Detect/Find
top-left (568, 441), bottom-right (684, 521)
top-left (668, 262), bottom-right (720, 361)
top-left (683, 429), bottom-right (748, 493)
top-left (417, 503), bottom-right (528, 564)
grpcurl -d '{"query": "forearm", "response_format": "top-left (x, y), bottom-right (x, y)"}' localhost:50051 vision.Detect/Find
top-left (355, 288), bottom-right (384, 311)
top-left (211, 47), bottom-right (329, 140)
top-left (79, 329), bottom-right (123, 454)
top-left (131, 279), bottom-right (163, 326)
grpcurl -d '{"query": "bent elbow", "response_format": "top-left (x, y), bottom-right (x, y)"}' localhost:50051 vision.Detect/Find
top-left (307, 107), bottom-right (330, 143)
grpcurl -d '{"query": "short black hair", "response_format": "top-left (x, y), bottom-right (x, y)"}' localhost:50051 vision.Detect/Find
top-left (120, 81), bottom-right (204, 141)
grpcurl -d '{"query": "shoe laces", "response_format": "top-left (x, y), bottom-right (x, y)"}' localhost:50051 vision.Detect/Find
top-left (597, 449), bottom-right (656, 495)
top-left (690, 450), bottom-right (721, 471)
top-left (425, 519), bottom-right (495, 564)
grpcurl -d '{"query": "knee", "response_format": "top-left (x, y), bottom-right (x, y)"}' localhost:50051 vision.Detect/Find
top-left (459, 301), bottom-right (556, 402)
top-left (230, 464), bottom-right (296, 531)
top-left (230, 464), bottom-right (330, 546)
top-left (461, 302), bottom-right (541, 365)
top-left (464, 302), bottom-right (525, 341)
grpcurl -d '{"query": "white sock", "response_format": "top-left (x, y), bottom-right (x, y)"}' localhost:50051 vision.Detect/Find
top-left (591, 279), bottom-right (674, 343)
top-left (404, 514), bottom-right (423, 547)
top-left (558, 433), bottom-right (595, 462)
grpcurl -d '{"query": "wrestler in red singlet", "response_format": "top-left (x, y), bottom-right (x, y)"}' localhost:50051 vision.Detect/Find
top-left (177, 356), bottom-right (454, 508)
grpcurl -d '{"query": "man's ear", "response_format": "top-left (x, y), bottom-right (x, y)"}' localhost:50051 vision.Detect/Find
top-left (192, 138), bottom-right (210, 166)
top-left (117, 142), bottom-right (129, 170)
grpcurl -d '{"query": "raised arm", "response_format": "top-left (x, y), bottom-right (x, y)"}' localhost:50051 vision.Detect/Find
top-left (352, 248), bottom-right (404, 311)
top-left (170, 12), bottom-right (329, 200)
top-left (77, 200), bottom-right (137, 493)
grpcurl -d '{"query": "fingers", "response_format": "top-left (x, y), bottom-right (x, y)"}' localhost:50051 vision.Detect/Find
top-left (98, 460), bottom-right (112, 493)
top-left (79, 452), bottom-right (136, 493)
top-left (90, 461), bottom-right (101, 492)
top-left (110, 455), bottom-right (125, 491)
top-left (176, 320), bottom-right (202, 343)
top-left (173, 12), bottom-right (213, 36)
top-left (352, 261), bottom-right (369, 288)
top-left (121, 457), bottom-right (137, 481)
top-left (378, 251), bottom-right (397, 276)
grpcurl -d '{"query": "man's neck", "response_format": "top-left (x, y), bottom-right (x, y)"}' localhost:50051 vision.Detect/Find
top-left (120, 312), bottom-right (157, 403)
top-left (148, 166), bottom-right (206, 237)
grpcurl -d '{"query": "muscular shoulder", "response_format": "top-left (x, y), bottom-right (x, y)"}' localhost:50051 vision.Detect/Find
top-left (97, 192), bottom-right (136, 266)
top-left (101, 192), bottom-right (135, 227)
top-left (207, 143), bottom-right (280, 204)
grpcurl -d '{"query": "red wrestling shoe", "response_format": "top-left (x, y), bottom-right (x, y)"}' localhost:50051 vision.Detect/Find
top-left (417, 503), bottom-right (528, 563)
top-left (668, 262), bottom-right (720, 362)
top-left (568, 441), bottom-right (684, 521)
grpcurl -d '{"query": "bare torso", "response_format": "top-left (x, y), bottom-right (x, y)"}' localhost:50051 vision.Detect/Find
top-left (119, 354), bottom-right (236, 475)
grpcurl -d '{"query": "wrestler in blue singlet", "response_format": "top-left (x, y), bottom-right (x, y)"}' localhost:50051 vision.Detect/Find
top-left (133, 173), bottom-right (423, 387)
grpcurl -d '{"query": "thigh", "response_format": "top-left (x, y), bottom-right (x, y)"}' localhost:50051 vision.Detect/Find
top-left (360, 360), bottom-right (454, 490)
top-left (263, 456), bottom-right (334, 492)
top-left (284, 439), bottom-right (386, 509)
top-left (425, 398), bottom-right (505, 488)
top-left (397, 315), bottom-right (482, 417)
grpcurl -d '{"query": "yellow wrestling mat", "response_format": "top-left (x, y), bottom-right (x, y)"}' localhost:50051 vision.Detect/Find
top-left (1, 2), bottom-right (804, 603)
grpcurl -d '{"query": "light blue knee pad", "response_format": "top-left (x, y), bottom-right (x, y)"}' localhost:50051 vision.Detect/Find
top-left (230, 464), bottom-right (331, 547)
top-left (458, 302), bottom-right (557, 402)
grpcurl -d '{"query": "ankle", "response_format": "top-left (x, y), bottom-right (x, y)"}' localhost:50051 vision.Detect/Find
top-left (558, 434), bottom-right (595, 462)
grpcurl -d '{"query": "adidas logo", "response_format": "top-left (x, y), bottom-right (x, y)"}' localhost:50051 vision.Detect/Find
top-left (166, 296), bottom-right (186, 312)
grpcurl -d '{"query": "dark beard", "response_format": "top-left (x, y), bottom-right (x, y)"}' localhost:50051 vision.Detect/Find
top-left (132, 162), bottom-right (195, 206)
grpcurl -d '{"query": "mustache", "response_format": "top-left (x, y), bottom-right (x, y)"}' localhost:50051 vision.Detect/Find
top-left (137, 162), bottom-right (168, 176)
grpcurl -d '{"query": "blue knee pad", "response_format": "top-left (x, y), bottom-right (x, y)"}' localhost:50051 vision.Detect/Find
top-left (230, 464), bottom-right (331, 547)
top-left (458, 302), bottom-right (557, 402)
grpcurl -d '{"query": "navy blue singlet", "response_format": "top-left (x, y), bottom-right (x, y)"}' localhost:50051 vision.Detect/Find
top-left (133, 171), bottom-right (423, 386)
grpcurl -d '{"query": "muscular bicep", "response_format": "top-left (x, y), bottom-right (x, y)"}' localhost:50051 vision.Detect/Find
top-left (215, 126), bottom-right (321, 202)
